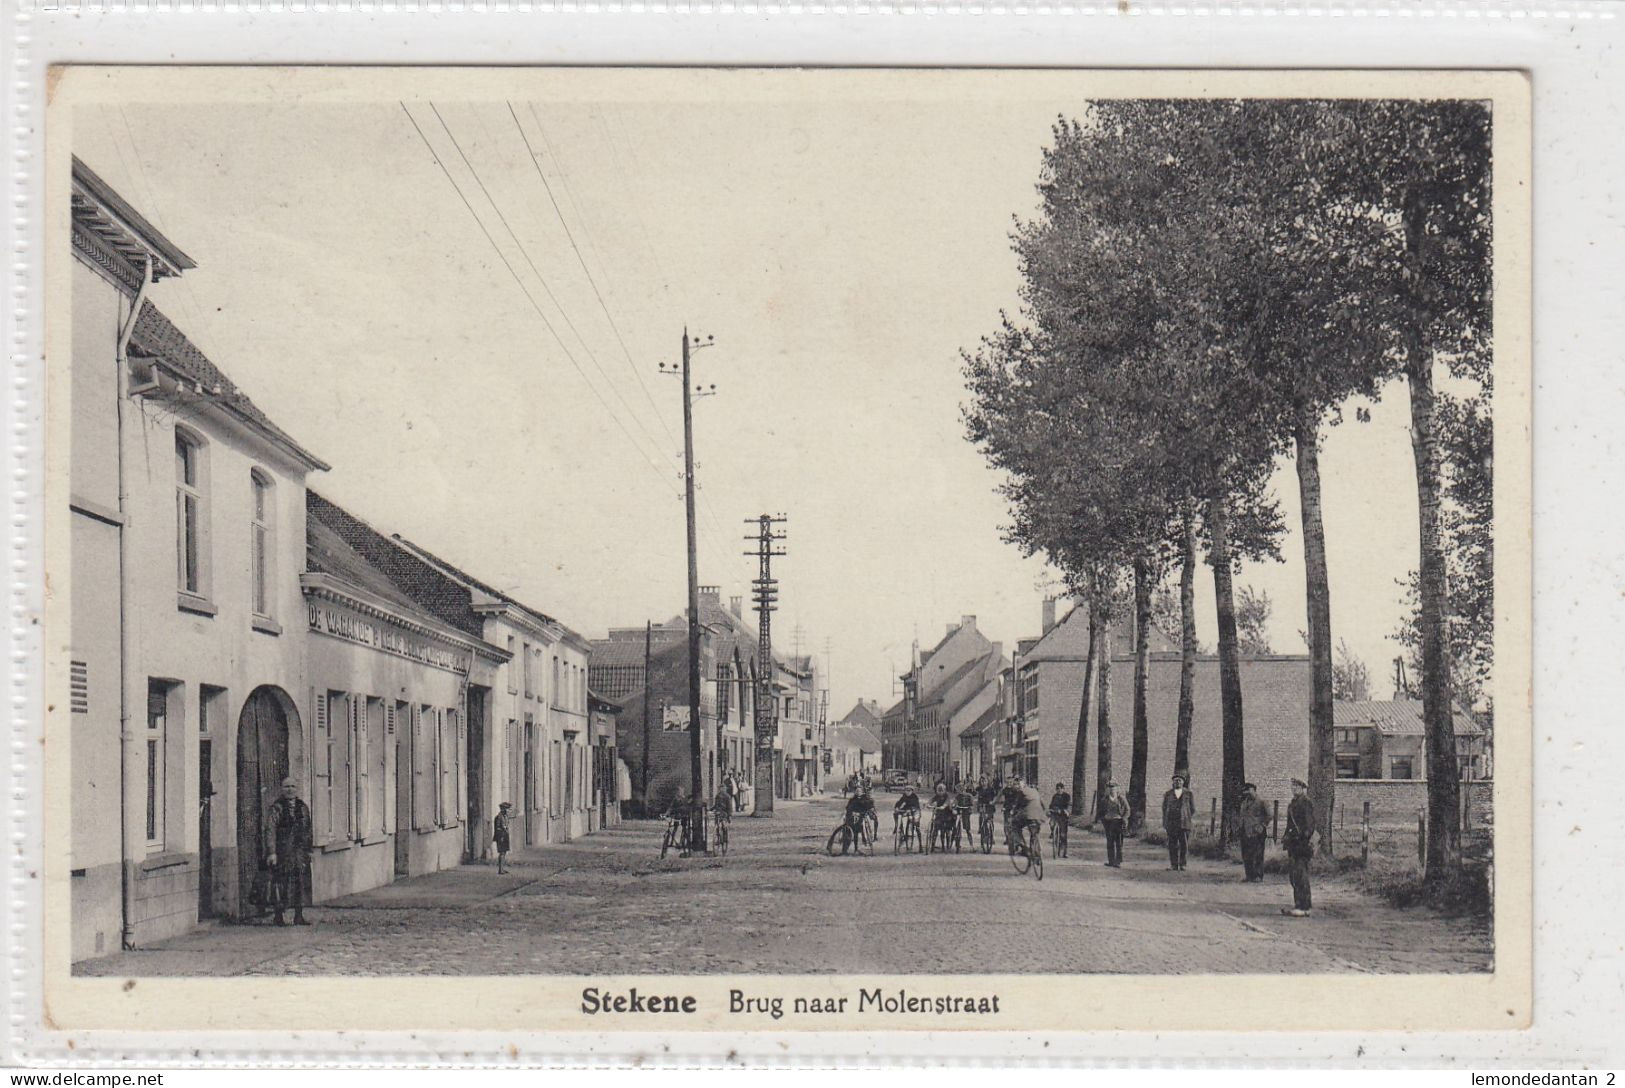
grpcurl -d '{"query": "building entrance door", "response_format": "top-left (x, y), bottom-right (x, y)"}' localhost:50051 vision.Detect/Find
top-left (523, 721), bottom-right (537, 846)
top-left (198, 738), bottom-right (214, 920)
top-left (465, 687), bottom-right (486, 862)
top-left (235, 688), bottom-right (290, 919)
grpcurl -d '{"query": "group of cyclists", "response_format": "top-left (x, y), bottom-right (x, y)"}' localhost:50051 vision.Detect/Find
top-left (833, 772), bottom-right (1074, 860)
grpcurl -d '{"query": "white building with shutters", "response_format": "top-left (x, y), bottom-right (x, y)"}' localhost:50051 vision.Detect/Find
top-left (64, 159), bottom-right (582, 963)
top-left (65, 157), bottom-right (329, 958)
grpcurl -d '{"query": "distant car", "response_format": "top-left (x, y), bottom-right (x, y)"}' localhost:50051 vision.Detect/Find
top-left (883, 769), bottom-right (909, 791)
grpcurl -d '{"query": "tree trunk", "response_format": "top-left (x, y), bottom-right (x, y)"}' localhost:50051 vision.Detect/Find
top-left (1175, 507), bottom-right (1198, 778)
top-left (1128, 555), bottom-right (1153, 834)
top-left (1094, 588), bottom-right (1115, 826)
top-left (1296, 410), bottom-right (1337, 859)
top-left (1069, 588), bottom-right (1100, 816)
top-left (1403, 268), bottom-right (1462, 884)
top-left (1208, 495), bottom-right (1245, 854)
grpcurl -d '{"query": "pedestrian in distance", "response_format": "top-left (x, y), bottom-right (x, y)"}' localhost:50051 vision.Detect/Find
top-left (266, 777), bottom-right (313, 927)
top-left (493, 801), bottom-right (513, 875)
top-left (1236, 783), bottom-right (1270, 882)
top-left (1161, 774), bottom-right (1196, 871)
top-left (1282, 778), bottom-right (1317, 916)
top-left (1100, 780), bottom-right (1129, 867)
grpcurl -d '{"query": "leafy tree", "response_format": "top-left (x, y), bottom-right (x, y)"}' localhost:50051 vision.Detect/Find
top-left (1332, 638), bottom-right (1372, 702)
top-left (1235, 585), bottom-right (1275, 655)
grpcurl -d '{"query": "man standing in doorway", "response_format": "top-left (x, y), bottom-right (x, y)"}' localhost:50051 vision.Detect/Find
top-left (1282, 777), bottom-right (1316, 917)
top-left (1161, 774), bottom-right (1196, 871)
top-left (267, 777), bottom-right (313, 926)
top-left (1236, 782), bottom-right (1271, 882)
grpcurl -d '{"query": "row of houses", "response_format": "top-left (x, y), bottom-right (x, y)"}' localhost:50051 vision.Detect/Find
top-left (588, 587), bottom-right (828, 814)
top-left (881, 599), bottom-right (1488, 818)
top-left (66, 159), bottom-right (621, 963)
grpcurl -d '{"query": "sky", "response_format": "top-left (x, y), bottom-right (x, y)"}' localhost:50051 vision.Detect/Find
top-left (71, 74), bottom-right (1431, 714)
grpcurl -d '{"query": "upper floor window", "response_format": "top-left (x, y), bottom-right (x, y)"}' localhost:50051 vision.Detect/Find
top-left (174, 431), bottom-right (208, 599)
top-left (507, 637), bottom-right (518, 694)
top-left (249, 470), bottom-right (274, 617)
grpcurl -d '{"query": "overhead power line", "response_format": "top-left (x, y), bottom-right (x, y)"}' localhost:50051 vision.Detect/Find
top-left (399, 101), bottom-right (671, 485)
top-left (510, 101), bottom-right (679, 453)
top-left (426, 102), bottom-right (680, 479)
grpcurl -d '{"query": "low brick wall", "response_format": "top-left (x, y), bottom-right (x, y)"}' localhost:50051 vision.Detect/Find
top-left (1328, 779), bottom-right (1493, 830)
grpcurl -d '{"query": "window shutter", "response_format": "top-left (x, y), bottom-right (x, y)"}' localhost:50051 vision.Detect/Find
top-left (312, 688), bottom-right (331, 844)
top-left (383, 702), bottom-right (397, 837)
top-left (350, 694), bottom-right (365, 840)
top-left (454, 708), bottom-right (465, 828)
top-left (412, 705), bottom-right (429, 831)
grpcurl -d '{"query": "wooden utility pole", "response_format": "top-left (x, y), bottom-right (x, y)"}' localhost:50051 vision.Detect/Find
top-left (641, 619), bottom-right (652, 812)
top-left (746, 514), bottom-right (787, 815)
top-left (660, 331), bottom-right (715, 825)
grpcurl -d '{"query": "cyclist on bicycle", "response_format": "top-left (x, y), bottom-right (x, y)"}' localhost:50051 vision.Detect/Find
top-left (845, 786), bottom-right (876, 829)
top-left (1047, 781), bottom-right (1072, 858)
top-left (893, 784), bottom-right (921, 834)
top-left (1001, 775), bottom-right (1046, 851)
top-left (927, 782), bottom-right (957, 847)
top-left (712, 783), bottom-right (735, 825)
top-left (953, 781), bottom-right (975, 840)
top-left (975, 774), bottom-right (999, 811)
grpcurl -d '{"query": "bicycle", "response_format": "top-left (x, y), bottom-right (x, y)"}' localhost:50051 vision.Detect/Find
top-left (713, 813), bottom-right (730, 856)
top-left (977, 807), bottom-right (996, 854)
top-left (1008, 818), bottom-right (1044, 880)
top-left (826, 811), bottom-right (875, 857)
top-left (659, 810), bottom-right (691, 859)
top-left (1049, 813), bottom-right (1069, 859)
top-left (927, 809), bottom-right (959, 854)
top-left (893, 810), bottom-right (923, 855)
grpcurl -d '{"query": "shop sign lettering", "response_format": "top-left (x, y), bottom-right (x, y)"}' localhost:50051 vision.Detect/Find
top-left (307, 602), bottom-right (462, 672)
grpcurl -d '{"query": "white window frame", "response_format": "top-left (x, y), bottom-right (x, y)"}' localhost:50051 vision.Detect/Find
top-left (174, 428), bottom-right (211, 605)
top-left (144, 681), bottom-right (169, 852)
top-left (249, 469), bottom-right (275, 620)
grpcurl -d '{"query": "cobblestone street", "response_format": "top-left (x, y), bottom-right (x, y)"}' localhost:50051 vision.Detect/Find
top-left (78, 796), bottom-right (1491, 977)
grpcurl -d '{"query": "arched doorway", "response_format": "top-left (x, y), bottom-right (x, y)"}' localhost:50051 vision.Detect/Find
top-left (235, 686), bottom-right (299, 919)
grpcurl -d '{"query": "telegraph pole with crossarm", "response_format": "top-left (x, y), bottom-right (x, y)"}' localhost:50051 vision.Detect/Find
top-left (659, 330), bottom-right (715, 843)
top-left (746, 514), bottom-right (787, 816)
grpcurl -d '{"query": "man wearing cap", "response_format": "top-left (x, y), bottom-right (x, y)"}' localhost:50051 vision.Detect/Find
top-left (1161, 774), bottom-right (1196, 871)
top-left (1282, 777), bottom-right (1316, 916)
top-left (1236, 782), bottom-right (1271, 882)
top-left (266, 777), bottom-right (313, 926)
top-left (493, 801), bottom-right (514, 874)
top-left (1100, 780), bottom-right (1130, 867)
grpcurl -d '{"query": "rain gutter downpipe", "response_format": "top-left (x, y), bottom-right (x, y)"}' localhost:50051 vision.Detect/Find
top-left (115, 257), bottom-right (152, 949)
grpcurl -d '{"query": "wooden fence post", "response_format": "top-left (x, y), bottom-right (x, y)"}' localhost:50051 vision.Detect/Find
top-left (1209, 797), bottom-right (1217, 836)
top-left (1272, 799), bottom-right (1279, 842)
top-left (1361, 800), bottom-right (1371, 865)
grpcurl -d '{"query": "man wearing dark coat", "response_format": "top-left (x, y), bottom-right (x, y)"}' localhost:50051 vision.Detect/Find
top-left (1236, 782), bottom-right (1271, 882)
top-left (1282, 777), bottom-right (1316, 916)
top-left (1100, 780), bottom-right (1130, 868)
top-left (267, 777), bottom-right (313, 926)
top-left (1161, 774), bottom-right (1196, 871)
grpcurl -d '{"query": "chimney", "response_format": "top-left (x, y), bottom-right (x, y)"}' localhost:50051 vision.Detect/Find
top-left (699, 585), bottom-right (720, 605)
top-left (1042, 596), bottom-right (1057, 633)
top-left (961, 615), bottom-right (976, 630)
top-left (729, 595), bottom-right (743, 618)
